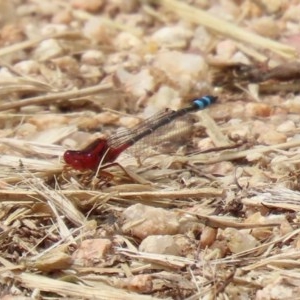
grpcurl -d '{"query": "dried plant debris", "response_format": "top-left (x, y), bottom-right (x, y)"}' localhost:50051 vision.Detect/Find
top-left (1, 0), bottom-right (300, 299)
top-left (211, 61), bottom-right (300, 93)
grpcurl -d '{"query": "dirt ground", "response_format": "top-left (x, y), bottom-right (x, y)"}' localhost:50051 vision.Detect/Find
top-left (1, 0), bottom-right (300, 299)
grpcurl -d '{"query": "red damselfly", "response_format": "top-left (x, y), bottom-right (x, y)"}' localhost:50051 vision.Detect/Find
top-left (64, 95), bottom-right (217, 171)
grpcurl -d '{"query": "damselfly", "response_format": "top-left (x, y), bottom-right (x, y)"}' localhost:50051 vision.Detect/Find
top-left (64, 95), bottom-right (217, 170)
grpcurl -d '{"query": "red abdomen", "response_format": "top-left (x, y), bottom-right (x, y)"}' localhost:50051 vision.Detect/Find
top-left (63, 138), bottom-right (129, 170)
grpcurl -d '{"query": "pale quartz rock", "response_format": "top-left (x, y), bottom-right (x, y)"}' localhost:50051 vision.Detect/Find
top-left (104, 52), bottom-right (142, 73)
top-left (291, 134), bottom-right (300, 141)
top-left (28, 115), bottom-right (68, 130)
top-left (283, 4), bottom-right (300, 22)
top-left (190, 26), bottom-right (212, 52)
top-left (81, 50), bottom-right (105, 65)
top-left (258, 130), bottom-right (287, 145)
top-left (34, 39), bottom-right (64, 61)
top-left (285, 24), bottom-right (300, 38)
top-left (250, 16), bottom-right (280, 39)
top-left (71, 0), bottom-right (104, 12)
top-left (40, 24), bottom-right (68, 36)
top-left (72, 238), bottom-right (112, 266)
top-left (119, 274), bottom-right (152, 293)
top-left (14, 60), bottom-right (40, 75)
top-left (256, 277), bottom-right (294, 300)
top-left (229, 123), bottom-right (250, 140)
top-left (52, 56), bottom-right (79, 73)
top-left (245, 212), bottom-right (288, 240)
top-left (260, 0), bottom-right (285, 13)
top-left (144, 85), bottom-right (180, 114)
top-left (215, 40), bottom-right (237, 60)
top-left (269, 113), bottom-right (289, 125)
top-left (153, 51), bottom-right (208, 92)
top-left (219, 0), bottom-right (240, 17)
top-left (196, 137), bottom-right (215, 151)
top-left (118, 116), bottom-right (140, 128)
top-left (223, 228), bottom-right (259, 253)
top-left (276, 120), bottom-right (296, 133)
top-left (154, 51), bottom-right (207, 80)
top-left (15, 123), bottom-right (37, 138)
top-left (115, 68), bottom-right (154, 97)
top-left (122, 204), bottom-right (179, 239)
top-left (231, 51), bottom-right (251, 65)
top-left (251, 120), bottom-right (272, 135)
top-left (52, 10), bottom-right (73, 24)
top-left (79, 64), bottom-right (103, 79)
top-left (283, 98), bottom-right (300, 114)
top-left (139, 235), bottom-right (180, 255)
top-left (83, 18), bottom-right (115, 44)
top-left (113, 32), bottom-right (142, 50)
top-left (151, 26), bottom-right (193, 48)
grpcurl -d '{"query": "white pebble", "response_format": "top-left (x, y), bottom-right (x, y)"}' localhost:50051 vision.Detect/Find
top-left (81, 50), bottom-right (105, 65)
top-left (139, 235), bottom-right (180, 255)
top-left (223, 228), bottom-right (259, 253)
top-left (276, 120), bottom-right (296, 133)
top-left (14, 60), bottom-right (40, 75)
top-left (113, 32), bottom-right (142, 50)
top-left (34, 39), bottom-right (63, 61)
top-left (122, 204), bottom-right (179, 239)
top-left (115, 67), bottom-right (154, 97)
top-left (151, 25), bottom-right (193, 48)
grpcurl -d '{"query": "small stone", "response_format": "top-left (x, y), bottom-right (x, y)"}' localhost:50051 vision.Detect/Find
top-left (153, 51), bottom-right (208, 92)
top-left (14, 60), bottom-right (40, 75)
top-left (250, 16), bottom-right (280, 39)
top-left (71, 0), bottom-right (104, 12)
top-left (258, 130), bottom-right (287, 145)
top-left (276, 120), bottom-right (296, 133)
top-left (115, 68), bottom-right (154, 97)
top-left (139, 235), bottom-right (180, 255)
top-left (34, 39), bottom-right (64, 61)
top-left (81, 50), bottom-right (105, 65)
top-left (200, 227), bottom-right (218, 248)
top-left (151, 26), bottom-right (193, 48)
top-left (122, 204), bottom-right (179, 239)
top-left (83, 18), bottom-right (115, 44)
top-left (32, 252), bottom-right (72, 272)
top-left (223, 228), bottom-right (259, 253)
top-left (245, 102), bottom-right (272, 118)
top-left (72, 238), bottom-right (112, 266)
top-left (113, 32), bottom-right (142, 50)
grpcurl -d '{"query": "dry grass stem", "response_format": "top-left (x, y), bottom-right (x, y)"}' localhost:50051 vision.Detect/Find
top-left (0, 82), bottom-right (113, 111)
top-left (153, 0), bottom-right (297, 58)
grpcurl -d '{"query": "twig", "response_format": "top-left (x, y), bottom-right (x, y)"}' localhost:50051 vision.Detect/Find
top-left (0, 83), bottom-right (113, 112)
top-left (150, 0), bottom-right (297, 58)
